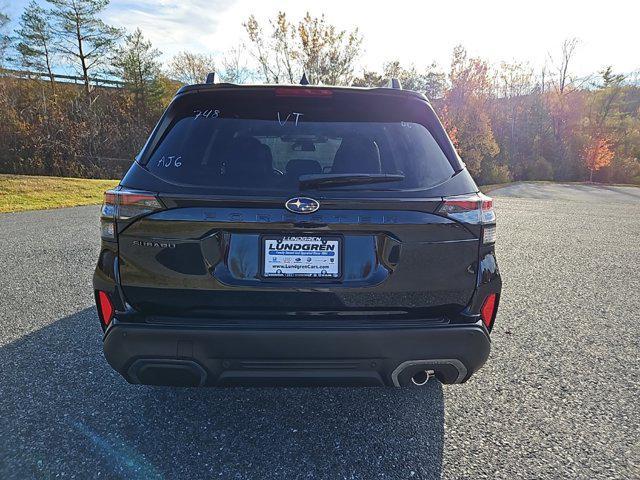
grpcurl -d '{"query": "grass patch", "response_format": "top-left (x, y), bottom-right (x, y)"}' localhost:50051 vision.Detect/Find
top-left (0, 174), bottom-right (119, 213)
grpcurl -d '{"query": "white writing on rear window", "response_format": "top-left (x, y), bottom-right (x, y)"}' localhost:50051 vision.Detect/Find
top-left (193, 109), bottom-right (220, 120)
top-left (277, 112), bottom-right (304, 126)
top-left (157, 155), bottom-right (182, 167)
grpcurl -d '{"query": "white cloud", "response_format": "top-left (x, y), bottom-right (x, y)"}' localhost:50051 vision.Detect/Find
top-left (106, 0), bottom-right (238, 57)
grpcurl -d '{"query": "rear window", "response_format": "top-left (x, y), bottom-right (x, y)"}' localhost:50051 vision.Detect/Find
top-left (143, 89), bottom-right (455, 194)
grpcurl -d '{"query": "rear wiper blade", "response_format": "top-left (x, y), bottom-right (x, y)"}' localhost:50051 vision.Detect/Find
top-left (299, 173), bottom-right (405, 189)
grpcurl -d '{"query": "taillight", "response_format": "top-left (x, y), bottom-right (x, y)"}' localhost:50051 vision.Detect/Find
top-left (438, 193), bottom-right (496, 244)
top-left (101, 190), bottom-right (117, 239)
top-left (481, 293), bottom-right (498, 330)
top-left (100, 188), bottom-right (164, 240)
top-left (96, 290), bottom-right (114, 326)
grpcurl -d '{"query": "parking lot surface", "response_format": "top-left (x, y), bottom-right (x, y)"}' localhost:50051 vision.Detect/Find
top-left (1, 183), bottom-right (638, 479)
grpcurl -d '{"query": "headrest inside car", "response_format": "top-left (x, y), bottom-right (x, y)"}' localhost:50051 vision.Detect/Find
top-left (331, 135), bottom-right (381, 174)
top-left (286, 159), bottom-right (322, 177)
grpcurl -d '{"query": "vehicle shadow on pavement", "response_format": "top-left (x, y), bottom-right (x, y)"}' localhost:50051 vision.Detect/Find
top-left (0, 308), bottom-right (444, 480)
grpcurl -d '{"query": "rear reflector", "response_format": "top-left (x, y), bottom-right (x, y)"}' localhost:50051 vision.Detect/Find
top-left (481, 293), bottom-right (498, 329)
top-left (482, 225), bottom-right (496, 244)
top-left (97, 291), bottom-right (114, 326)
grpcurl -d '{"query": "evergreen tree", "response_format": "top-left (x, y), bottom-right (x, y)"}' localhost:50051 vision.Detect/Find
top-left (0, 8), bottom-right (10, 67)
top-left (16, 1), bottom-right (57, 85)
top-left (47, 0), bottom-right (121, 94)
top-left (112, 28), bottom-right (162, 112)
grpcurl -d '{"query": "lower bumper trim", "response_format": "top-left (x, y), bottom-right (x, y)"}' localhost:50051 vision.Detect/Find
top-left (104, 322), bottom-right (490, 387)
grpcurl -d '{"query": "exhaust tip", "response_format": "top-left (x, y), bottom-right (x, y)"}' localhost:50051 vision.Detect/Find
top-left (391, 359), bottom-right (468, 387)
top-left (127, 359), bottom-right (207, 387)
top-left (411, 369), bottom-right (434, 386)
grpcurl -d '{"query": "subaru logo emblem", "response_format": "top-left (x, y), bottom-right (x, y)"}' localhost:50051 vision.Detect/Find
top-left (285, 197), bottom-right (320, 214)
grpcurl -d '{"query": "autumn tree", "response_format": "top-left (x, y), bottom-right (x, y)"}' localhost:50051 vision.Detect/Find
top-left (111, 28), bottom-right (162, 113)
top-left (441, 46), bottom-right (499, 180)
top-left (581, 67), bottom-right (636, 182)
top-left (218, 46), bottom-right (251, 84)
top-left (48, 0), bottom-right (121, 94)
top-left (244, 15), bottom-right (278, 83)
top-left (16, 1), bottom-right (57, 86)
top-left (419, 63), bottom-right (447, 100)
top-left (244, 11), bottom-right (362, 85)
top-left (609, 80), bottom-right (640, 184)
top-left (587, 67), bottom-right (625, 131)
top-left (489, 61), bottom-right (548, 179)
top-left (297, 13), bottom-right (362, 85)
top-left (272, 12), bottom-right (297, 83)
top-left (244, 12), bottom-right (299, 83)
top-left (168, 51), bottom-right (216, 85)
top-left (353, 62), bottom-right (446, 99)
top-left (494, 61), bottom-right (535, 134)
top-left (544, 38), bottom-right (587, 179)
top-left (351, 70), bottom-right (384, 87)
top-left (381, 61), bottom-right (446, 99)
top-left (583, 136), bottom-right (614, 181)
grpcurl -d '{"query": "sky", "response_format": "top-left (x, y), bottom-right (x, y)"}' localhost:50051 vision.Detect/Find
top-left (5, 0), bottom-right (640, 78)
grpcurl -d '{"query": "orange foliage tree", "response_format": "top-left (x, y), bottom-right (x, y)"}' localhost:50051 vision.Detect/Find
top-left (440, 46), bottom-right (499, 178)
top-left (583, 136), bottom-right (615, 182)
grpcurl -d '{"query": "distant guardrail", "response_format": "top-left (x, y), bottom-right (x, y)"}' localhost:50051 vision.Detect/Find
top-left (0, 68), bottom-right (125, 89)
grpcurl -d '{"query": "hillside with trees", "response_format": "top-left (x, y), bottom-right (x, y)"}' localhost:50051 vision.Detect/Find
top-left (0, 1), bottom-right (638, 184)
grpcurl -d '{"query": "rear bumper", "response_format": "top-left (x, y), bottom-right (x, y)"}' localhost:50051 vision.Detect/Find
top-left (103, 321), bottom-right (491, 387)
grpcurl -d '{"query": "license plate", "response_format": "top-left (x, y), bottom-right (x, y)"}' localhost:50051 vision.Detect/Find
top-left (263, 236), bottom-right (341, 278)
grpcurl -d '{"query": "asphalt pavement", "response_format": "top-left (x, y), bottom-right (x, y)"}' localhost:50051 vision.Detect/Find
top-left (0, 182), bottom-right (638, 479)
top-left (487, 181), bottom-right (640, 202)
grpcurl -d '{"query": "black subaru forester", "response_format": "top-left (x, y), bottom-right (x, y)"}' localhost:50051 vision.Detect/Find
top-left (93, 81), bottom-right (501, 387)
